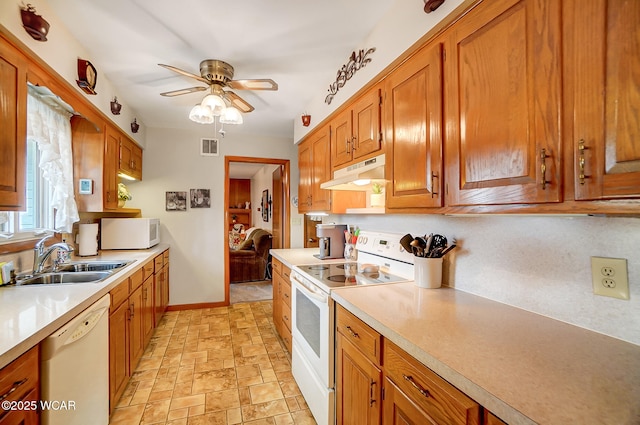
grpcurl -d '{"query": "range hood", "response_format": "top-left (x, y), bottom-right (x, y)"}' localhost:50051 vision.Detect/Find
top-left (320, 154), bottom-right (386, 191)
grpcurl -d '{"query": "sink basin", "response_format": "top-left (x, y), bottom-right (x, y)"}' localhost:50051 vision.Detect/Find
top-left (15, 271), bottom-right (112, 285)
top-left (55, 260), bottom-right (132, 272)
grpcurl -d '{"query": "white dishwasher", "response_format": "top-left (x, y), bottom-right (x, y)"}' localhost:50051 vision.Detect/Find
top-left (40, 293), bottom-right (110, 425)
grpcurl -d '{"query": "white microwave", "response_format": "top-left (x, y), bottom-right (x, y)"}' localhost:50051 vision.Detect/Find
top-left (101, 218), bottom-right (160, 250)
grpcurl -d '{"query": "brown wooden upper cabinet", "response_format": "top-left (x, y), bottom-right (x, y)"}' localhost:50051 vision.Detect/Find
top-left (119, 136), bottom-right (143, 181)
top-left (298, 125), bottom-right (332, 212)
top-left (0, 36), bottom-right (27, 211)
top-left (331, 86), bottom-right (382, 170)
top-left (570, 0), bottom-right (640, 200)
top-left (384, 42), bottom-right (444, 209)
top-left (444, 0), bottom-right (562, 206)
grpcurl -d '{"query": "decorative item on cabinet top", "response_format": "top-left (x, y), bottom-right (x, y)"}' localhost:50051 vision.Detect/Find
top-left (110, 97), bottom-right (122, 115)
top-left (424, 0), bottom-right (446, 13)
top-left (301, 113), bottom-right (311, 127)
top-left (76, 59), bottom-right (98, 95)
top-left (325, 47), bottom-right (376, 105)
top-left (20, 3), bottom-right (50, 41)
top-left (131, 118), bottom-right (139, 133)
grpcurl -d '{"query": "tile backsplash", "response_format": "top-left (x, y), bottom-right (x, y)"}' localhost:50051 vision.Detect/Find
top-left (329, 214), bottom-right (640, 345)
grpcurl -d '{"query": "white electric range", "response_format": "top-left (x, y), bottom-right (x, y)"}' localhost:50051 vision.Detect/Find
top-left (289, 231), bottom-right (414, 425)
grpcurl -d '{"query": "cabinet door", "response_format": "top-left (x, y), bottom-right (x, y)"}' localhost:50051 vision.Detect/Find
top-left (298, 139), bottom-right (312, 212)
top-left (385, 42), bottom-right (443, 209)
top-left (109, 301), bottom-right (129, 410)
top-left (331, 108), bottom-right (353, 168)
top-left (336, 333), bottom-right (382, 425)
top-left (119, 137), bottom-right (143, 180)
top-left (0, 388), bottom-right (39, 425)
top-left (382, 378), bottom-right (435, 425)
top-left (162, 263), bottom-right (169, 313)
top-left (311, 126), bottom-right (332, 211)
top-left (572, 0), bottom-right (640, 199)
top-left (0, 38), bottom-right (27, 210)
top-left (131, 143), bottom-right (143, 180)
top-left (352, 88), bottom-right (381, 161)
top-left (104, 128), bottom-right (119, 209)
top-left (129, 284), bottom-right (144, 370)
top-left (445, 0), bottom-right (562, 205)
top-left (142, 277), bottom-right (154, 345)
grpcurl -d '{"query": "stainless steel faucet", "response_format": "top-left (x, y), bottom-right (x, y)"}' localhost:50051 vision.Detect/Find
top-left (33, 234), bottom-right (74, 274)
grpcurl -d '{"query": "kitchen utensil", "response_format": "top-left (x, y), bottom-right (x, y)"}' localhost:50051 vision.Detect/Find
top-left (400, 234), bottom-right (414, 253)
top-left (431, 234), bottom-right (447, 249)
top-left (438, 244), bottom-right (457, 257)
top-left (410, 237), bottom-right (426, 257)
top-left (424, 233), bottom-right (433, 255)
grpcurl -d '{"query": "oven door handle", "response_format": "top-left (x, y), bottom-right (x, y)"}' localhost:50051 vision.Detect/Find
top-left (292, 277), bottom-right (328, 303)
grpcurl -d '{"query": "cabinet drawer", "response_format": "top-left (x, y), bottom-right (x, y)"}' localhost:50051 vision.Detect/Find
top-left (154, 254), bottom-right (164, 272)
top-left (0, 346), bottom-right (38, 411)
top-left (129, 267), bottom-right (144, 291)
top-left (272, 258), bottom-right (282, 276)
top-left (280, 278), bottom-right (291, 308)
top-left (384, 341), bottom-right (480, 425)
top-left (281, 329), bottom-right (292, 353)
top-left (142, 260), bottom-right (154, 282)
top-left (281, 264), bottom-right (291, 280)
top-left (336, 305), bottom-right (381, 364)
top-left (163, 250), bottom-right (169, 264)
top-left (110, 278), bottom-right (130, 311)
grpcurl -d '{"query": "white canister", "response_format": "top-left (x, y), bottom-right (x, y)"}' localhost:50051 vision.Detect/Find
top-left (78, 223), bottom-right (99, 256)
top-left (414, 257), bottom-right (443, 289)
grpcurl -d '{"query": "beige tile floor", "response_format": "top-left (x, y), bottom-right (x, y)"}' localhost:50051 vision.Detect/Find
top-left (109, 301), bottom-right (317, 425)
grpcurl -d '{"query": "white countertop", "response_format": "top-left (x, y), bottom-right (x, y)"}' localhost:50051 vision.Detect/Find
top-left (331, 283), bottom-right (640, 425)
top-left (0, 244), bottom-right (169, 369)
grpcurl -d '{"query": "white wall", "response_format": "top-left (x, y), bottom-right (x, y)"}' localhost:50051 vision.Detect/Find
top-left (0, 0), bottom-right (146, 147)
top-left (327, 213), bottom-right (640, 345)
top-left (250, 165), bottom-right (280, 232)
top-left (126, 127), bottom-right (300, 306)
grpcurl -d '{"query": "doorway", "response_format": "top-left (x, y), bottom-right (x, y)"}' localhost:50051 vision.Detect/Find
top-left (224, 156), bottom-right (290, 305)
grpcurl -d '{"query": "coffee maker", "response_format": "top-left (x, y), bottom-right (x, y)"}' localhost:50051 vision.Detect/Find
top-left (315, 224), bottom-right (348, 259)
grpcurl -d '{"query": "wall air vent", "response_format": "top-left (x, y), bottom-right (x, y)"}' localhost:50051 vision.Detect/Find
top-left (200, 138), bottom-right (219, 156)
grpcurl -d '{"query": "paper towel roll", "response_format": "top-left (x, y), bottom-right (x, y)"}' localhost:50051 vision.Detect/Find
top-left (78, 223), bottom-right (98, 256)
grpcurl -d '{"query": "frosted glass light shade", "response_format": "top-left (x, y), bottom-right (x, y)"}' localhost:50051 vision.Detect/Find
top-left (219, 106), bottom-right (243, 125)
top-left (201, 94), bottom-right (226, 116)
top-left (189, 104), bottom-right (214, 124)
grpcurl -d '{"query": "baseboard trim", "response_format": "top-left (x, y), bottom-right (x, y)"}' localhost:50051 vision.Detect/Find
top-left (166, 301), bottom-right (228, 311)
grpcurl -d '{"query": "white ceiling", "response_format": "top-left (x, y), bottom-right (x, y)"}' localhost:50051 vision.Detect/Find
top-left (47, 0), bottom-right (394, 139)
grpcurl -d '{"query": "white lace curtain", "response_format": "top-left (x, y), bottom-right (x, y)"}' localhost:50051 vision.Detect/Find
top-left (27, 86), bottom-right (79, 233)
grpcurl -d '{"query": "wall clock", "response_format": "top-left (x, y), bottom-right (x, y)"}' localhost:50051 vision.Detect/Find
top-left (76, 59), bottom-right (97, 95)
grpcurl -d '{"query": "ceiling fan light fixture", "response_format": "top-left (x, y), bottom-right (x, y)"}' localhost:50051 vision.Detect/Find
top-left (189, 104), bottom-right (214, 124)
top-left (219, 106), bottom-right (244, 125)
top-left (201, 94), bottom-right (226, 116)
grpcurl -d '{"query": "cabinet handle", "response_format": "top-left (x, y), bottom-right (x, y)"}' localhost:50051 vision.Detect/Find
top-left (345, 138), bottom-right (350, 154)
top-left (345, 325), bottom-right (359, 338)
top-left (430, 172), bottom-right (439, 198)
top-left (129, 302), bottom-right (135, 319)
top-left (369, 379), bottom-right (377, 407)
top-left (284, 293), bottom-right (289, 299)
top-left (578, 139), bottom-right (589, 185)
top-left (403, 374), bottom-right (430, 398)
top-left (540, 148), bottom-right (552, 190)
top-left (143, 288), bottom-right (147, 300)
top-left (283, 315), bottom-right (289, 321)
top-left (351, 136), bottom-right (357, 152)
top-left (0, 378), bottom-right (28, 401)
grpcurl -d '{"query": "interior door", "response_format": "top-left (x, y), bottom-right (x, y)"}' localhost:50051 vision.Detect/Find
top-left (272, 165), bottom-right (283, 249)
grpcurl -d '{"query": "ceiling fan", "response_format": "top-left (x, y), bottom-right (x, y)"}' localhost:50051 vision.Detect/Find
top-left (158, 59), bottom-right (278, 113)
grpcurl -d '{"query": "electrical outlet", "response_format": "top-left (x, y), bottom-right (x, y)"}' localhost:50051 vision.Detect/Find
top-left (591, 257), bottom-right (629, 300)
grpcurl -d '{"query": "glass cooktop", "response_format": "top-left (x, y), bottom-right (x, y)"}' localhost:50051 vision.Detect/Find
top-left (296, 263), bottom-right (409, 289)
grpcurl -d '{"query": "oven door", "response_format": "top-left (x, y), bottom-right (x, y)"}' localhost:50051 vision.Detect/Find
top-left (290, 274), bottom-right (334, 425)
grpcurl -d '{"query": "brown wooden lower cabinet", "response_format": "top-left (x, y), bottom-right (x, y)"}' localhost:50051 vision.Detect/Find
top-left (336, 304), bottom-right (508, 425)
top-left (0, 346), bottom-right (39, 425)
top-left (272, 258), bottom-right (292, 352)
top-left (109, 294), bottom-right (130, 409)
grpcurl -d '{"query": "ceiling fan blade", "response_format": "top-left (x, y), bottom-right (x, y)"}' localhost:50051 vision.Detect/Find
top-left (160, 86), bottom-right (208, 97)
top-left (158, 63), bottom-right (210, 84)
top-left (225, 91), bottom-right (255, 113)
top-left (227, 79), bottom-right (278, 91)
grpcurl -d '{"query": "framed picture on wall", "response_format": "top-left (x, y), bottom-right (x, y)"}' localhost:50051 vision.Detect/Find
top-left (262, 189), bottom-right (269, 222)
top-left (190, 189), bottom-right (211, 208)
top-left (166, 191), bottom-right (187, 211)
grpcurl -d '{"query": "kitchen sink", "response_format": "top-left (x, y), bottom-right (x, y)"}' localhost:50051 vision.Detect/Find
top-left (15, 271), bottom-right (112, 285)
top-left (54, 260), bottom-right (132, 272)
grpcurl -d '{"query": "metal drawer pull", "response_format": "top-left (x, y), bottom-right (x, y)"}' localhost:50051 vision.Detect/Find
top-left (0, 378), bottom-right (28, 401)
top-left (345, 326), bottom-right (359, 338)
top-left (431, 172), bottom-right (438, 198)
top-left (369, 379), bottom-right (376, 406)
top-left (403, 374), bottom-right (430, 398)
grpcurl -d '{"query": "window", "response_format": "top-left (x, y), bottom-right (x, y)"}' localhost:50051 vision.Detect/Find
top-left (0, 137), bottom-right (54, 242)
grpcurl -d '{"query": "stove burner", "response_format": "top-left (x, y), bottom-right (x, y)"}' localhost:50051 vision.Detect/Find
top-left (327, 275), bottom-right (356, 283)
top-left (307, 265), bottom-right (329, 270)
top-left (336, 264), bottom-right (345, 269)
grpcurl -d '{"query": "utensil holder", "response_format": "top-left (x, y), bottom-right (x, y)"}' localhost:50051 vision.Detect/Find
top-left (414, 257), bottom-right (442, 288)
top-left (344, 244), bottom-right (357, 261)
